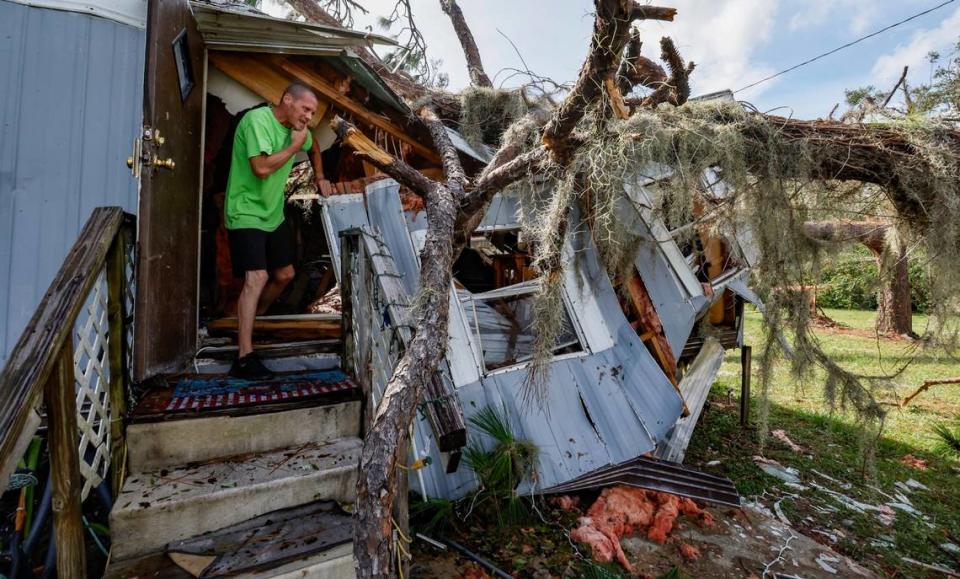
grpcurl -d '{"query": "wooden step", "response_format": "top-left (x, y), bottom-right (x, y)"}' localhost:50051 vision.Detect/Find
top-left (109, 437), bottom-right (361, 562)
top-left (127, 400), bottom-right (361, 472)
top-left (104, 543), bottom-right (354, 578)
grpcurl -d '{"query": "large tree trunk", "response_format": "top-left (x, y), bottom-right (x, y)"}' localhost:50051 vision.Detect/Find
top-left (875, 240), bottom-right (912, 335)
top-left (802, 220), bottom-right (913, 335)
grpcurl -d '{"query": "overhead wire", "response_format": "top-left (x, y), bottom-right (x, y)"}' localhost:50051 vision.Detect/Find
top-left (733, 0), bottom-right (957, 94)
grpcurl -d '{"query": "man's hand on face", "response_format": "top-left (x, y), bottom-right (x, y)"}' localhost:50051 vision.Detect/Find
top-left (291, 128), bottom-right (309, 150)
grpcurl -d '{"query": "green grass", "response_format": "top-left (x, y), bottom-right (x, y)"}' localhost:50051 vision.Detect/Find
top-left (686, 308), bottom-right (960, 577)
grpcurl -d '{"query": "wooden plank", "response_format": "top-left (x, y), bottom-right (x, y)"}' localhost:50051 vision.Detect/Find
top-left (0, 207), bottom-right (124, 489)
top-left (207, 52), bottom-right (326, 127)
top-left (45, 343), bottom-right (87, 579)
top-left (273, 56), bottom-right (442, 164)
top-left (206, 315), bottom-right (342, 340)
top-left (106, 225), bottom-right (130, 496)
top-left (625, 273), bottom-right (682, 386)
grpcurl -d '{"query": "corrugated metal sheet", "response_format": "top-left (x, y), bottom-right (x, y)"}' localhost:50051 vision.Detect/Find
top-left (191, 2), bottom-right (396, 53)
top-left (6, 0), bottom-right (146, 28)
top-left (0, 1), bottom-right (144, 365)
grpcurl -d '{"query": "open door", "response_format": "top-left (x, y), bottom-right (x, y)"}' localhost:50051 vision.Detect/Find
top-left (133, 0), bottom-right (205, 380)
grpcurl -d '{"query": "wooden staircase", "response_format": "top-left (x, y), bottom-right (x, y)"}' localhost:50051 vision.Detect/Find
top-left (105, 369), bottom-right (362, 578)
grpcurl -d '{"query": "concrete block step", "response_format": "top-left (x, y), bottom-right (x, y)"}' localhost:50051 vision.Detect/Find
top-left (110, 437), bottom-right (362, 562)
top-left (127, 400), bottom-right (361, 472)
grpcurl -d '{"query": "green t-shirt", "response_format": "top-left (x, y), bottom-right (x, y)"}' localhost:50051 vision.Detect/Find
top-left (224, 106), bottom-right (313, 231)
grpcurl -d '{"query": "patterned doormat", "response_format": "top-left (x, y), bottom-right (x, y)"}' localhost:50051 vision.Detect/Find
top-left (133, 369), bottom-right (358, 417)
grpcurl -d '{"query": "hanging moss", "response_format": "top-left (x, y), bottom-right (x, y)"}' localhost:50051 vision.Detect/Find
top-left (501, 99), bottom-right (960, 442)
top-left (459, 87), bottom-right (527, 149)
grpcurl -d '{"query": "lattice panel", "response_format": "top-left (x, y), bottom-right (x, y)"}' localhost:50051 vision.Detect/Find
top-left (72, 269), bottom-right (111, 501)
top-left (124, 234), bottom-right (137, 390)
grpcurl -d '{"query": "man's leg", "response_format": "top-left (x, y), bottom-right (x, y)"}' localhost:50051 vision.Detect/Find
top-left (256, 264), bottom-right (295, 315)
top-left (238, 269), bottom-right (269, 357)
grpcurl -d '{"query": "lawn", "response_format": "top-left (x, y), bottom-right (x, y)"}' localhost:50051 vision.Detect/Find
top-left (686, 307), bottom-right (960, 577)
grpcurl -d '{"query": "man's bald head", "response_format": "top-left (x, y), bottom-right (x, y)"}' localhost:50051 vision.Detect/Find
top-left (282, 83), bottom-right (317, 102)
top-left (279, 83), bottom-right (319, 130)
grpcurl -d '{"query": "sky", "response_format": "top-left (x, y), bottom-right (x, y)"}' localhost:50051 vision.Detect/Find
top-left (262, 0), bottom-right (960, 119)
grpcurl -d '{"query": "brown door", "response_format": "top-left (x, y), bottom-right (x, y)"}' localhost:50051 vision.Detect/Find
top-left (133, 0), bottom-right (205, 380)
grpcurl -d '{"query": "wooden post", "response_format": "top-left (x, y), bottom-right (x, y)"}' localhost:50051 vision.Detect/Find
top-left (44, 341), bottom-right (87, 579)
top-left (394, 438), bottom-right (411, 579)
top-left (740, 345), bottom-right (752, 427)
top-left (106, 231), bottom-right (128, 496)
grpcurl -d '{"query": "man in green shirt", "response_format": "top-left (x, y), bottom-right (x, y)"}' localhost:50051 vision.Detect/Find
top-left (225, 83), bottom-right (328, 380)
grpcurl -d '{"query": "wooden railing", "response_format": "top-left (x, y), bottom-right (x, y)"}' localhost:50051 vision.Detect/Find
top-left (0, 207), bottom-right (135, 578)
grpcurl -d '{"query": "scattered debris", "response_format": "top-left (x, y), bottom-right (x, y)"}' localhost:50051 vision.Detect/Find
top-left (942, 543), bottom-right (960, 557)
top-left (773, 497), bottom-right (792, 526)
top-left (548, 495), bottom-right (580, 512)
top-left (754, 456), bottom-right (801, 484)
top-left (901, 556), bottom-right (960, 577)
top-left (569, 486), bottom-right (713, 572)
top-left (678, 542), bottom-right (700, 561)
top-left (308, 285), bottom-right (342, 314)
top-left (899, 454), bottom-right (928, 470)
top-left (771, 429), bottom-right (805, 453)
top-left (706, 460), bottom-right (721, 466)
top-left (761, 530), bottom-right (796, 577)
top-left (816, 553), bottom-right (841, 574)
top-left (904, 478), bottom-right (929, 491)
top-left (810, 469), bottom-right (852, 490)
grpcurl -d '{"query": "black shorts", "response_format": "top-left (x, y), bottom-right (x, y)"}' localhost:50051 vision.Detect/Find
top-left (228, 220), bottom-right (294, 278)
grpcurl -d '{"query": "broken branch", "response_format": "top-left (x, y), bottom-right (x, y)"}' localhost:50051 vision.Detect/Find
top-left (899, 377), bottom-right (960, 408)
top-left (330, 116), bottom-right (436, 197)
top-left (439, 0), bottom-right (493, 88)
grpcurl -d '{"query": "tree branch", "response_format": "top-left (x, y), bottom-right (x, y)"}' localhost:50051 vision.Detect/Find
top-left (641, 36), bottom-right (694, 107)
top-left (541, 0), bottom-right (676, 160)
top-left (439, 0), bottom-right (493, 87)
top-left (617, 28), bottom-right (668, 94)
top-left (418, 106), bottom-right (468, 192)
top-left (330, 116), bottom-right (436, 197)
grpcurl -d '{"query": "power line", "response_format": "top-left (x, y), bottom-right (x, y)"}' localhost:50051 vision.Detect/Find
top-left (733, 0), bottom-right (957, 94)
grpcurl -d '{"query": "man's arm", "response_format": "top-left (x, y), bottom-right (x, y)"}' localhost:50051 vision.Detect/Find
top-left (308, 137), bottom-right (333, 196)
top-left (249, 128), bottom-right (308, 178)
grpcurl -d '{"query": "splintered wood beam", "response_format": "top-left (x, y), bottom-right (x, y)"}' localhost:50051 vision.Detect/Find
top-left (275, 57), bottom-right (442, 164)
top-left (331, 116), bottom-right (436, 197)
top-left (604, 73), bottom-right (630, 120)
top-left (207, 52), bottom-right (326, 128)
top-left (625, 272), bottom-right (686, 414)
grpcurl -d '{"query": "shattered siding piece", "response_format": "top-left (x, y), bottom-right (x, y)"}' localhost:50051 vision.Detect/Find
top-left (444, 126), bottom-right (495, 163)
top-left (320, 193), bottom-right (367, 282)
top-left (623, 180), bottom-right (704, 299)
top-left (476, 194), bottom-right (521, 232)
top-left (656, 338), bottom-right (725, 463)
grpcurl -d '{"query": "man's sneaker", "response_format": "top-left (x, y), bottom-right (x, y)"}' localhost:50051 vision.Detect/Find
top-left (229, 353), bottom-right (275, 381)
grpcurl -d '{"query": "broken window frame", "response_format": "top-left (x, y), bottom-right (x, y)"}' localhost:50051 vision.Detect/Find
top-left (456, 277), bottom-right (588, 376)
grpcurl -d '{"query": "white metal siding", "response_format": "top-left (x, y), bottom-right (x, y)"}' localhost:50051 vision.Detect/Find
top-left (0, 0), bottom-right (144, 365)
